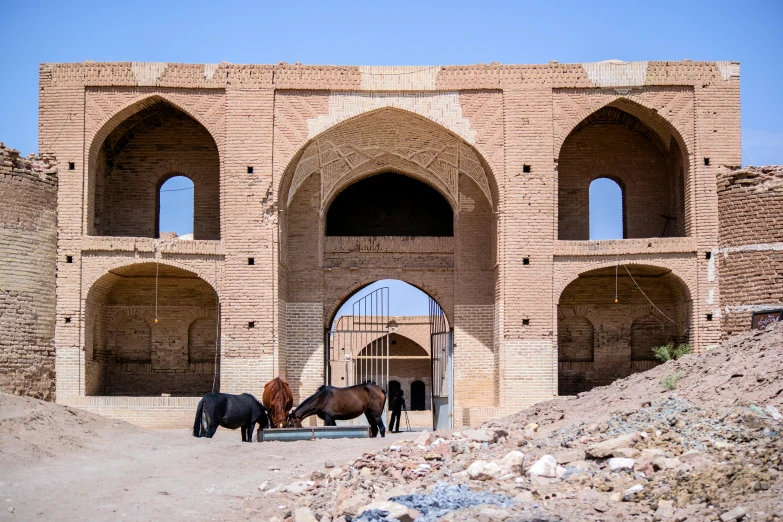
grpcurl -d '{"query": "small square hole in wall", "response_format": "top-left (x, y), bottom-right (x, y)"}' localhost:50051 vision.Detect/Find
top-left (64, 317), bottom-right (71, 324)
top-left (68, 162), bottom-right (75, 170)
top-left (703, 158), bottom-right (710, 166)
top-left (523, 165), bottom-right (532, 174)
top-left (523, 257), bottom-right (530, 265)
top-left (248, 257), bottom-right (255, 265)
top-left (706, 314), bottom-right (713, 321)
top-left (247, 166), bottom-right (254, 174)
top-left (66, 255), bottom-right (73, 263)
top-left (248, 321), bottom-right (255, 328)
top-left (522, 319), bottom-right (530, 326)
top-left (705, 252), bottom-right (712, 260)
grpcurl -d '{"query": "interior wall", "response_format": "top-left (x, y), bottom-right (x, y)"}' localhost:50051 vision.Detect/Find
top-left (92, 104), bottom-right (220, 239)
top-left (557, 268), bottom-right (690, 395)
top-left (558, 108), bottom-right (686, 240)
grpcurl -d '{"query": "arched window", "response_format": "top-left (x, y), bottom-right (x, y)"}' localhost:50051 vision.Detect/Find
top-left (411, 380), bottom-right (426, 411)
top-left (388, 380), bottom-right (401, 402)
top-left (158, 176), bottom-right (194, 239)
top-left (589, 178), bottom-right (624, 240)
top-left (326, 173), bottom-right (453, 236)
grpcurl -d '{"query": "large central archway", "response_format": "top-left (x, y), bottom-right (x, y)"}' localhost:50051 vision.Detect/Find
top-left (278, 108), bottom-right (498, 427)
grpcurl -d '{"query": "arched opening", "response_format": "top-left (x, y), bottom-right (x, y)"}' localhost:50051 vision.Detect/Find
top-left (326, 172), bottom-right (454, 236)
top-left (411, 380), bottom-right (426, 411)
top-left (589, 178), bottom-right (624, 240)
top-left (90, 101), bottom-right (220, 240)
top-left (327, 279), bottom-right (443, 427)
top-left (158, 175), bottom-right (194, 239)
top-left (557, 264), bottom-right (691, 395)
top-left (85, 263), bottom-right (219, 396)
top-left (559, 105), bottom-right (687, 240)
top-left (388, 380), bottom-right (401, 401)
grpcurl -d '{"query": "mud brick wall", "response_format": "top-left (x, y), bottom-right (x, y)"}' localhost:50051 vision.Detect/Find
top-left (717, 166), bottom-right (783, 336)
top-left (0, 144), bottom-right (57, 399)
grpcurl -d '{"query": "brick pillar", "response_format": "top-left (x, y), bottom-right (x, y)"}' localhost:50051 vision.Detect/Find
top-left (219, 84), bottom-right (277, 396)
top-left (498, 88), bottom-right (558, 412)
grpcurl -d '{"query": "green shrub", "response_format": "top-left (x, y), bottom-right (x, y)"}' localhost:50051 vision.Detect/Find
top-left (652, 343), bottom-right (692, 363)
top-left (660, 372), bottom-right (684, 390)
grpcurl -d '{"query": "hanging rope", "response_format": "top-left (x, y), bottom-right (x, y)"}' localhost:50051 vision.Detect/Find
top-left (614, 241), bottom-right (619, 303)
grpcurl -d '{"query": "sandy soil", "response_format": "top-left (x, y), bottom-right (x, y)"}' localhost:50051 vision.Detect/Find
top-left (0, 394), bottom-right (415, 521)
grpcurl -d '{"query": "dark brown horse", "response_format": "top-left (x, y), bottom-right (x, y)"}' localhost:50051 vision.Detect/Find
top-left (287, 382), bottom-right (387, 437)
top-left (262, 377), bottom-right (294, 428)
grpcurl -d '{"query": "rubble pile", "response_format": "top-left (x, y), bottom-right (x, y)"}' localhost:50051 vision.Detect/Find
top-left (263, 324), bottom-right (783, 521)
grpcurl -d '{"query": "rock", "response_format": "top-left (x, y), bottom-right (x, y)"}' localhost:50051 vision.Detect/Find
top-left (568, 460), bottom-right (600, 472)
top-left (513, 490), bottom-right (535, 502)
top-left (337, 495), bottom-right (368, 516)
top-left (720, 507), bottom-right (747, 521)
top-left (329, 467), bottom-right (344, 479)
top-left (463, 429), bottom-right (497, 443)
top-left (478, 508), bottom-right (510, 522)
top-left (677, 450), bottom-right (716, 469)
top-left (555, 449), bottom-right (586, 464)
top-left (655, 499), bottom-right (675, 519)
top-left (622, 484), bottom-right (644, 500)
top-left (414, 431), bottom-right (432, 445)
top-left (612, 447), bottom-right (640, 459)
top-left (467, 460), bottom-right (502, 480)
top-left (653, 457), bottom-right (681, 470)
top-left (293, 507), bottom-right (318, 522)
top-left (764, 405), bottom-right (783, 421)
top-left (357, 501), bottom-right (415, 522)
top-left (610, 491), bottom-right (623, 502)
top-left (586, 433), bottom-right (638, 458)
top-left (285, 481), bottom-right (310, 495)
top-left (499, 450), bottom-right (525, 475)
top-left (528, 455), bottom-right (557, 478)
top-left (324, 460), bottom-right (335, 468)
top-left (607, 457), bottom-right (635, 471)
top-left (258, 480), bottom-right (269, 492)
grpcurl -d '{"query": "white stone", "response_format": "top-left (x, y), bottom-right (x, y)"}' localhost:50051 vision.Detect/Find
top-left (358, 501), bottom-right (415, 522)
top-left (622, 484), bottom-right (644, 500)
top-left (607, 457), bottom-right (635, 471)
top-left (528, 455), bottom-right (558, 478)
top-left (294, 507), bottom-right (318, 522)
top-left (499, 450), bottom-right (525, 475)
top-left (285, 481), bottom-right (310, 495)
top-left (463, 429), bottom-right (497, 443)
top-left (467, 460), bottom-right (502, 480)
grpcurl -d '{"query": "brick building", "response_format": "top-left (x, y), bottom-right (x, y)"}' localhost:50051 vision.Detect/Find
top-left (3, 59), bottom-right (764, 427)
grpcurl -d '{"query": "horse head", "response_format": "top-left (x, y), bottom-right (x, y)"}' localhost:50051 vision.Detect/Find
top-left (286, 410), bottom-right (302, 428)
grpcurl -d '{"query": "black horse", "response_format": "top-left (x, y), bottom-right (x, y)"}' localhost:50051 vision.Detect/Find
top-left (192, 392), bottom-right (269, 442)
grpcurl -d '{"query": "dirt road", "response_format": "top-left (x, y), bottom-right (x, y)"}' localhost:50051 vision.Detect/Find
top-left (0, 394), bottom-right (414, 521)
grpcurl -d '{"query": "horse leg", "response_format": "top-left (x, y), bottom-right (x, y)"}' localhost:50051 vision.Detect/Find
top-left (323, 414), bottom-right (336, 426)
top-left (375, 412), bottom-right (386, 438)
top-left (365, 412), bottom-right (378, 438)
top-left (205, 422), bottom-right (219, 438)
top-left (247, 422), bottom-right (256, 442)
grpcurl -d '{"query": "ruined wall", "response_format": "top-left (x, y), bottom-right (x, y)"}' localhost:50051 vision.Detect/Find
top-left (717, 166), bottom-right (783, 336)
top-left (0, 144), bottom-right (57, 399)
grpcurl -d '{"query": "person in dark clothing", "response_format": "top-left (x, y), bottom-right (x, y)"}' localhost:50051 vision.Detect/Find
top-left (390, 390), bottom-right (405, 433)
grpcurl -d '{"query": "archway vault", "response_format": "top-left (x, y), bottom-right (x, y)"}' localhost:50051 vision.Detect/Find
top-left (281, 107), bottom-right (497, 211)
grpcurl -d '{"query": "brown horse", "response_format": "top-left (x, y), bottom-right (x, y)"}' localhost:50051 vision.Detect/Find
top-left (287, 382), bottom-right (387, 437)
top-left (262, 377), bottom-right (293, 428)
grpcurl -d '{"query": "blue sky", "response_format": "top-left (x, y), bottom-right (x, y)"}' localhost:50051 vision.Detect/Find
top-left (3, 0), bottom-right (780, 315)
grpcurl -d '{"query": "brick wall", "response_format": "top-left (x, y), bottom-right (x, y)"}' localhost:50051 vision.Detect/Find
top-left (0, 144), bottom-right (57, 399)
top-left (717, 166), bottom-right (783, 335)
top-left (29, 60), bottom-right (745, 428)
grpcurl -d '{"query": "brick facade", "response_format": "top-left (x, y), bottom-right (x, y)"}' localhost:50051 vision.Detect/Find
top-left (0, 59), bottom-right (755, 427)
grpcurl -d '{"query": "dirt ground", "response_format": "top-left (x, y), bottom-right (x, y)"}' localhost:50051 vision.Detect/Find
top-left (0, 394), bottom-right (416, 521)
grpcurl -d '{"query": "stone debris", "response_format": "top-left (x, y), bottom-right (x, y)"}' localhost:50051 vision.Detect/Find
top-left (267, 324), bottom-right (783, 521)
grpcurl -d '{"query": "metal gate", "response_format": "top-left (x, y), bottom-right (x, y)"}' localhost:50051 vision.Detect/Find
top-left (430, 297), bottom-right (453, 430)
top-left (326, 287), bottom-right (390, 425)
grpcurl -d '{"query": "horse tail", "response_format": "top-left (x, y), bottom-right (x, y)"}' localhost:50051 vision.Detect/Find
top-left (192, 397), bottom-right (205, 437)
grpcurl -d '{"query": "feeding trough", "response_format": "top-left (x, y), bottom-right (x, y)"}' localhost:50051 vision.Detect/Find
top-left (257, 425), bottom-right (371, 442)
